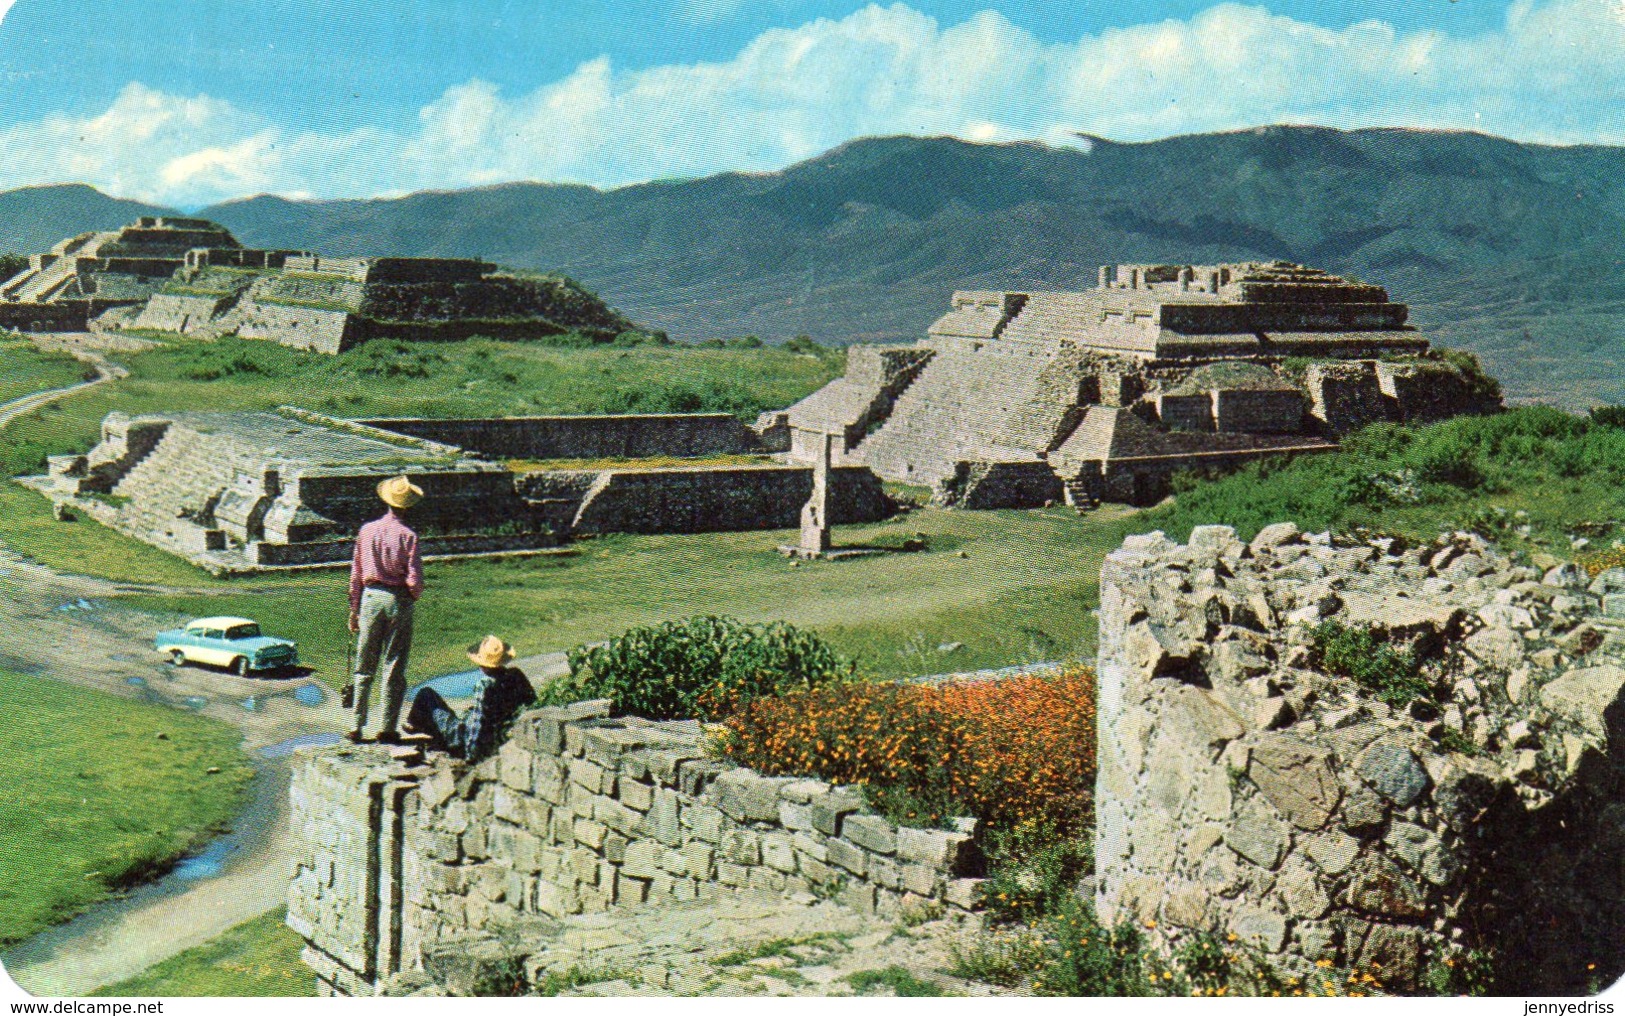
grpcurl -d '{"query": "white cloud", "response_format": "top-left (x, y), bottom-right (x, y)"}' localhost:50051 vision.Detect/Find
top-left (3, 0), bottom-right (1625, 205)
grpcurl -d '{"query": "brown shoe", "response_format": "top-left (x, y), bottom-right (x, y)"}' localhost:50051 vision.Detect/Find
top-left (376, 730), bottom-right (402, 745)
top-left (344, 730), bottom-right (366, 744)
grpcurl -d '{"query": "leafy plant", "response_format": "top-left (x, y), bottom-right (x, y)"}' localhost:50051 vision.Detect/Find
top-left (1309, 621), bottom-right (1432, 707)
top-left (980, 828), bottom-right (1093, 924)
top-left (546, 615), bottom-right (851, 721)
top-left (846, 965), bottom-right (946, 996)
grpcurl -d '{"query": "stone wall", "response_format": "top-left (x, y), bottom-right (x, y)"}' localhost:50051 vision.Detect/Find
top-left (362, 414), bottom-right (763, 461)
top-left (516, 464), bottom-right (892, 536)
top-left (288, 705), bottom-right (984, 995)
top-left (0, 301), bottom-right (92, 332)
top-left (1095, 524), bottom-right (1625, 994)
top-left (232, 302), bottom-right (357, 353)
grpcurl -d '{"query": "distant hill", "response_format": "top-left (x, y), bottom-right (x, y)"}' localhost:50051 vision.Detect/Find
top-left (0, 185), bottom-right (171, 256)
top-left (3, 128), bottom-right (1623, 408)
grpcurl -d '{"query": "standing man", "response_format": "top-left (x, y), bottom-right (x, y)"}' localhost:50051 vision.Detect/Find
top-left (347, 475), bottom-right (425, 744)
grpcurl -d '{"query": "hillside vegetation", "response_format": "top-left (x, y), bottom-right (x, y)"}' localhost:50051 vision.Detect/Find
top-left (1146, 407), bottom-right (1625, 554)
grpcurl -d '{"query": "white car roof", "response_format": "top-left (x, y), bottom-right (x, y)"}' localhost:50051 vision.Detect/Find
top-left (188, 616), bottom-right (258, 628)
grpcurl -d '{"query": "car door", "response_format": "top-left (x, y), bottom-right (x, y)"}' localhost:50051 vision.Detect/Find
top-left (192, 628), bottom-right (236, 668)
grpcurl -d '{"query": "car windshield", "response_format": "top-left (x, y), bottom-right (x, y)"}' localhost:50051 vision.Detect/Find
top-left (225, 624), bottom-right (262, 640)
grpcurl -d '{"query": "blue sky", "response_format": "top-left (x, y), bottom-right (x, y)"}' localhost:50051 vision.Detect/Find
top-left (0, 0), bottom-right (1620, 204)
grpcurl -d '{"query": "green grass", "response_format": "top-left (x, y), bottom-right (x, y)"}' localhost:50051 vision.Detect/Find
top-left (0, 670), bottom-right (254, 947)
top-left (0, 336), bottom-right (839, 480)
top-left (113, 504), bottom-right (1130, 688)
top-left (0, 484), bottom-right (226, 586)
top-left (1144, 407), bottom-right (1625, 553)
top-left (93, 908), bottom-right (314, 997)
top-left (714, 932), bottom-right (848, 967)
top-left (847, 965), bottom-right (948, 996)
top-left (0, 338), bottom-right (93, 405)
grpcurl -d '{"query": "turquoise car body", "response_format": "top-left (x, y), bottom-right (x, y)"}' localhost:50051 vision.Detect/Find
top-left (155, 615), bottom-right (298, 674)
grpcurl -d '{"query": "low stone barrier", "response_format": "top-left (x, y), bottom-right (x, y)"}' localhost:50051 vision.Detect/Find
top-left (289, 704), bottom-right (984, 995)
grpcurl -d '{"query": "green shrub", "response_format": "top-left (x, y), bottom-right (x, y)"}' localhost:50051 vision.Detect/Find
top-left (1030, 897), bottom-right (1155, 997)
top-left (847, 966), bottom-right (945, 996)
top-left (981, 828), bottom-right (1093, 924)
top-left (1309, 621), bottom-right (1431, 707)
top-left (545, 615), bottom-right (852, 720)
top-left (1589, 405), bottom-right (1625, 429)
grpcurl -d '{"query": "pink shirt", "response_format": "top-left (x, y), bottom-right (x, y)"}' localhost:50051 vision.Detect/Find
top-left (349, 511), bottom-right (425, 612)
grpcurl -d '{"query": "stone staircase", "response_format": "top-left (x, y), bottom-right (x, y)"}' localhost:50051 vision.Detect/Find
top-left (110, 426), bottom-right (239, 541)
top-left (854, 342), bottom-right (1063, 484)
top-left (5, 254), bottom-right (84, 304)
top-left (997, 292), bottom-right (1106, 345)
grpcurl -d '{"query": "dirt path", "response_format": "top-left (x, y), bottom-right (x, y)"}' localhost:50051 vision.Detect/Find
top-left (0, 334), bottom-right (130, 429)
top-left (0, 545), bottom-right (349, 996)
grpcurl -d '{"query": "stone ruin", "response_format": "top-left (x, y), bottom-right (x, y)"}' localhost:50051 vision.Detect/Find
top-left (2, 216), bottom-right (633, 351)
top-left (286, 704), bottom-right (985, 995)
top-left (24, 408), bottom-right (890, 572)
top-left (774, 263), bottom-right (1500, 509)
top-left (0, 217), bottom-right (267, 332)
top-left (1096, 523), bottom-right (1625, 993)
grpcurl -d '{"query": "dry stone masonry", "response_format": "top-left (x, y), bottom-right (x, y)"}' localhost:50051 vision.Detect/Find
top-left (288, 705), bottom-right (984, 995)
top-left (1096, 524), bottom-right (1625, 993)
top-left (784, 263), bottom-right (1500, 508)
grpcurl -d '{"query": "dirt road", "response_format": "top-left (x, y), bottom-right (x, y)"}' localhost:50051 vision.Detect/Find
top-left (0, 333), bottom-right (139, 429)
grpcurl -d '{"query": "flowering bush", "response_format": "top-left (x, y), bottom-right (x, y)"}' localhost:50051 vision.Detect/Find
top-left (716, 665), bottom-right (1097, 835)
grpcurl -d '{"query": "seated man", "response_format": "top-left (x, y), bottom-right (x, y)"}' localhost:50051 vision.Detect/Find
top-left (404, 636), bottom-right (536, 761)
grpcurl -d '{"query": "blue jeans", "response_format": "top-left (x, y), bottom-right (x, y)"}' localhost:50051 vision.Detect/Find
top-left (405, 687), bottom-right (462, 755)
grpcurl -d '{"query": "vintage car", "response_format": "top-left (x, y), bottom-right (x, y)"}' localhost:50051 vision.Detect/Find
top-left (155, 616), bottom-right (298, 675)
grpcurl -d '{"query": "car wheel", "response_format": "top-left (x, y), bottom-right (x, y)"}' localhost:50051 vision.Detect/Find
top-left (169, 649), bottom-right (186, 667)
top-left (231, 656), bottom-right (250, 677)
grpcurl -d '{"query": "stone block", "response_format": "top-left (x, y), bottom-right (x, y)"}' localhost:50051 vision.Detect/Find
top-left (749, 866), bottom-right (787, 893)
top-left (618, 778), bottom-right (654, 812)
top-left (567, 782), bottom-right (596, 819)
top-left (944, 878), bottom-right (984, 909)
top-left (649, 788), bottom-right (682, 847)
top-left (603, 832), bottom-right (628, 864)
top-left (679, 760), bottom-right (729, 797)
top-left (1229, 905), bottom-right (1289, 953)
top-left (660, 847), bottom-right (688, 875)
top-left (793, 832), bottom-right (828, 863)
top-left (683, 841), bottom-right (716, 880)
top-left (593, 796), bottom-right (642, 838)
top-left (620, 840), bottom-right (662, 879)
top-left (827, 837), bottom-right (868, 876)
top-left (762, 833), bottom-right (798, 873)
top-left (1276, 857), bottom-right (1330, 919)
top-left (867, 854), bottom-right (901, 890)
top-left (498, 742), bottom-right (534, 792)
top-left (568, 758), bottom-right (606, 794)
top-left (682, 802), bottom-right (724, 844)
top-left (900, 862), bottom-right (940, 897)
top-left (778, 779), bottom-right (826, 803)
top-left (712, 769), bottom-right (784, 822)
top-left (1163, 882), bottom-right (1211, 929)
top-left (1541, 665), bottom-right (1625, 743)
top-left (723, 828), bottom-right (761, 866)
top-left (1225, 797), bottom-right (1290, 870)
top-left (779, 800), bottom-right (815, 831)
top-left (1357, 735), bottom-right (1429, 806)
top-left (572, 818), bottom-right (607, 851)
top-left (614, 871), bottom-right (650, 905)
top-left (798, 855), bottom-right (837, 886)
top-left (534, 880), bottom-right (581, 918)
top-left (1248, 733), bottom-right (1341, 830)
top-left (1304, 831), bottom-right (1359, 875)
top-left (717, 862), bottom-right (748, 887)
top-left (809, 788), bottom-right (866, 836)
top-left (842, 814), bottom-right (897, 855)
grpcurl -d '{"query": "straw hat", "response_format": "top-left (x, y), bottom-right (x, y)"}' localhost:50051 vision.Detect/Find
top-left (467, 635), bottom-right (516, 669)
top-left (376, 475), bottom-right (424, 510)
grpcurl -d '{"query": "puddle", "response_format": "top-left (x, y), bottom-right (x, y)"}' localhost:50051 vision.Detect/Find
top-left (180, 695), bottom-right (208, 711)
top-left (170, 838), bottom-right (235, 881)
top-left (410, 668), bottom-right (482, 700)
top-left (55, 598), bottom-right (97, 612)
top-left (124, 676), bottom-right (147, 687)
top-left (240, 696), bottom-right (259, 712)
top-left (293, 683), bottom-right (325, 707)
top-left (258, 732), bottom-right (344, 759)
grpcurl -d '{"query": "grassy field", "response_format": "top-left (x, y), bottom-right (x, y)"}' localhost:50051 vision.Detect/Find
top-left (0, 670), bottom-right (254, 947)
top-left (117, 504), bottom-right (1132, 685)
top-left (0, 335), bottom-right (841, 479)
top-left (0, 337), bottom-right (93, 406)
top-left (93, 909), bottom-right (315, 997)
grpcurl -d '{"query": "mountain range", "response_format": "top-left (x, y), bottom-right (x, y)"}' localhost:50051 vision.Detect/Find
top-left (2, 126), bottom-right (1623, 409)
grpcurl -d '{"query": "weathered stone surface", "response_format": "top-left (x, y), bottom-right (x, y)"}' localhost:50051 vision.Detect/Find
top-left (1162, 685), bottom-right (1246, 761)
top-left (1356, 736), bottom-right (1429, 806)
top-left (1540, 665), bottom-right (1625, 743)
top-left (1229, 905), bottom-right (1289, 952)
top-left (1248, 734), bottom-right (1341, 830)
top-left (1304, 831), bottom-right (1359, 876)
top-left (1465, 625), bottom-right (1526, 670)
top-left (1251, 522), bottom-right (1301, 550)
top-left (1276, 856), bottom-right (1331, 919)
top-left (809, 790), bottom-right (864, 836)
top-left (1346, 852), bottom-right (1427, 918)
top-left (1225, 797), bottom-right (1290, 870)
top-left (842, 815), bottom-right (897, 855)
